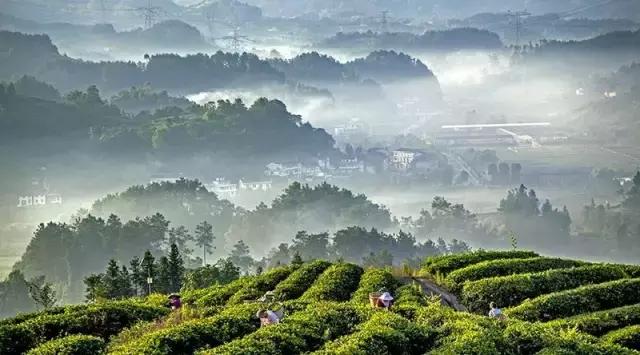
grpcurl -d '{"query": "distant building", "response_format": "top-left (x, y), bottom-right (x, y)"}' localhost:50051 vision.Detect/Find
top-left (17, 192), bottom-right (62, 208)
top-left (390, 149), bottom-right (423, 171)
top-left (265, 162), bottom-right (324, 179)
top-left (239, 179), bottom-right (272, 191)
top-left (205, 179), bottom-right (238, 199)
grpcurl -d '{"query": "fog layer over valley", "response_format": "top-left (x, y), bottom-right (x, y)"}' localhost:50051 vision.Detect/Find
top-left (1, 0), bottom-right (640, 322)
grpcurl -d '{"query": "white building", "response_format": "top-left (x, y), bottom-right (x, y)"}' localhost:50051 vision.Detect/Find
top-left (205, 179), bottom-right (238, 199)
top-left (17, 193), bottom-right (63, 208)
top-left (390, 149), bottom-right (421, 171)
top-left (239, 179), bottom-right (273, 191)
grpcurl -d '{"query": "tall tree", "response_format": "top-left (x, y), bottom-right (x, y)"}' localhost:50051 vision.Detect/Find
top-left (140, 251), bottom-right (156, 295)
top-left (230, 240), bottom-right (254, 274)
top-left (195, 221), bottom-right (215, 266)
top-left (167, 243), bottom-right (185, 292)
top-left (156, 257), bottom-right (171, 294)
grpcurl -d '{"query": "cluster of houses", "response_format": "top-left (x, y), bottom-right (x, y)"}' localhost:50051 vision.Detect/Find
top-left (16, 178), bottom-right (62, 208)
top-left (204, 179), bottom-right (274, 199)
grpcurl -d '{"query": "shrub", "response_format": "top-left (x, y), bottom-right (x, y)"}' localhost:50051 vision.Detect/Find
top-left (391, 283), bottom-right (427, 319)
top-left (462, 265), bottom-right (627, 313)
top-left (504, 322), bottom-right (637, 355)
top-left (314, 311), bottom-right (436, 355)
top-left (350, 268), bottom-right (400, 304)
top-left (445, 257), bottom-right (585, 292)
top-left (200, 302), bottom-right (364, 355)
top-left (300, 263), bottom-right (363, 302)
top-left (547, 304), bottom-right (640, 336)
top-left (110, 303), bottom-right (262, 355)
top-left (227, 266), bottom-right (293, 305)
top-left (193, 278), bottom-right (250, 307)
top-left (273, 260), bottom-right (332, 301)
top-left (0, 305), bottom-right (85, 327)
top-left (26, 334), bottom-right (105, 355)
top-left (422, 250), bottom-right (539, 277)
top-left (0, 301), bottom-right (168, 354)
top-left (506, 278), bottom-right (640, 322)
top-left (603, 325), bottom-right (640, 351)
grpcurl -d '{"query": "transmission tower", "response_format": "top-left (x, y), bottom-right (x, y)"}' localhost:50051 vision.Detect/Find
top-left (99, 0), bottom-right (107, 24)
top-left (380, 10), bottom-right (389, 33)
top-left (507, 10), bottom-right (531, 47)
top-left (139, 0), bottom-right (161, 29)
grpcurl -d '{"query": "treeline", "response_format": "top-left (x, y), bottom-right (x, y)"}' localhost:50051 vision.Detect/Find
top-left (319, 28), bottom-right (503, 51)
top-left (0, 81), bottom-right (336, 159)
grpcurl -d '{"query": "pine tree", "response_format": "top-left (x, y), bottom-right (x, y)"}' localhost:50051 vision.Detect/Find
top-left (291, 251), bottom-right (304, 267)
top-left (129, 256), bottom-right (144, 296)
top-left (195, 221), bottom-right (215, 266)
top-left (157, 257), bottom-right (171, 294)
top-left (167, 243), bottom-right (185, 292)
top-left (119, 265), bottom-right (133, 298)
top-left (103, 259), bottom-right (122, 299)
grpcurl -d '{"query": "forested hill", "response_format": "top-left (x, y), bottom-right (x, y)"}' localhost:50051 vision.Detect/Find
top-left (318, 28), bottom-right (503, 52)
top-left (0, 82), bottom-right (336, 160)
top-left (1, 251), bottom-right (639, 354)
top-left (0, 30), bottom-right (438, 96)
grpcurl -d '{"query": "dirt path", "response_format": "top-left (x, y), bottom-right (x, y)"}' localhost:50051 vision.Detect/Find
top-left (410, 277), bottom-right (468, 312)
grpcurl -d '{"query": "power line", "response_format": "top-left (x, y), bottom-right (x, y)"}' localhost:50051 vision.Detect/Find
top-left (507, 10), bottom-right (531, 46)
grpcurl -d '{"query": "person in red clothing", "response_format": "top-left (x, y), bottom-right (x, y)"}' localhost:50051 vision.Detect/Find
top-left (375, 292), bottom-right (394, 309)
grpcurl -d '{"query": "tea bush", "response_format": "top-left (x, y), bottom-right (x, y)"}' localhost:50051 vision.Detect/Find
top-left (26, 334), bottom-right (105, 355)
top-left (603, 325), bottom-right (640, 351)
top-left (227, 266), bottom-right (293, 304)
top-left (273, 260), bottom-right (332, 300)
top-left (506, 278), bottom-right (640, 322)
top-left (422, 250), bottom-right (539, 276)
top-left (300, 263), bottom-right (363, 302)
top-left (313, 311), bottom-right (436, 355)
top-left (0, 301), bottom-right (168, 354)
top-left (547, 304), bottom-right (640, 336)
top-left (462, 265), bottom-right (627, 313)
top-left (200, 302), bottom-right (364, 355)
top-left (194, 278), bottom-right (251, 307)
top-left (350, 268), bottom-right (400, 304)
top-left (445, 257), bottom-right (585, 292)
top-left (110, 303), bottom-right (262, 355)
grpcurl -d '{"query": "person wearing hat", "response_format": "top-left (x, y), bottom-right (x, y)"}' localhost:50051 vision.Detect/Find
top-left (257, 309), bottom-right (280, 327)
top-left (168, 294), bottom-right (182, 310)
top-left (488, 302), bottom-right (506, 320)
top-left (376, 292), bottom-right (394, 309)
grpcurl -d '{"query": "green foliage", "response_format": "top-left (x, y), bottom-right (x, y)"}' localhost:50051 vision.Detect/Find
top-left (0, 300), bottom-right (168, 354)
top-left (422, 250), bottom-right (539, 277)
top-left (603, 325), bottom-right (640, 351)
top-left (193, 278), bottom-right (251, 307)
top-left (507, 278), bottom-right (640, 322)
top-left (547, 304), bottom-right (640, 336)
top-left (182, 259), bottom-right (240, 291)
top-left (350, 268), bottom-right (400, 303)
top-left (273, 260), bottom-right (332, 301)
top-left (226, 266), bottom-right (292, 305)
top-left (110, 303), bottom-right (262, 355)
top-left (300, 263), bottom-right (363, 302)
top-left (445, 257), bottom-right (586, 292)
top-left (462, 264), bottom-right (628, 313)
top-left (201, 302), bottom-right (364, 355)
top-left (314, 311), bottom-right (436, 355)
top-left (26, 334), bottom-right (105, 355)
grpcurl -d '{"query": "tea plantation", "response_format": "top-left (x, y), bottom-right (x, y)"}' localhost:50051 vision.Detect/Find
top-left (2, 251), bottom-right (640, 354)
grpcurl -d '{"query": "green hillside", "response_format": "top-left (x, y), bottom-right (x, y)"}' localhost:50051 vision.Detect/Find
top-left (2, 251), bottom-right (640, 354)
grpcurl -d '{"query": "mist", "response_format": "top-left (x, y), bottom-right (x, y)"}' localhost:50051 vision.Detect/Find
top-left (1, 0), bottom-right (639, 316)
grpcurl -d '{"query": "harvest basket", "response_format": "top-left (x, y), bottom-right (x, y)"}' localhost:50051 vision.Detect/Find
top-left (369, 292), bottom-right (382, 307)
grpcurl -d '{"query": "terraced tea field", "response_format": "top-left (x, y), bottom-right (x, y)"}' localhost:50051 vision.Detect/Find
top-left (1, 252), bottom-right (639, 354)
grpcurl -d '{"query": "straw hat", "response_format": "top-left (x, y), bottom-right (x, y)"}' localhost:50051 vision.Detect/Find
top-left (380, 292), bottom-right (394, 301)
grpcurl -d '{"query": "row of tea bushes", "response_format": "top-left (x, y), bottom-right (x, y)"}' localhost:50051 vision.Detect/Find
top-left (350, 268), bottom-right (400, 304)
top-left (226, 266), bottom-right (293, 304)
top-left (461, 264), bottom-right (628, 313)
top-left (0, 300), bottom-right (168, 354)
top-left (445, 257), bottom-right (585, 292)
top-left (602, 325), bottom-right (640, 351)
top-left (299, 263), bottom-right (363, 302)
top-left (422, 250), bottom-right (539, 277)
top-left (312, 311), bottom-right (436, 355)
top-left (26, 334), bottom-right (105, 355)
top-left (506, 278), bottom-right (640, 322)
top-left (273, 260), bottom-right (332, 301)
top-left (199, 302), bottom-right (365, 355)
top-left (547, 304), bottom-right (640, 336)
top-left (109, 303), bottom-right (264, 354)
